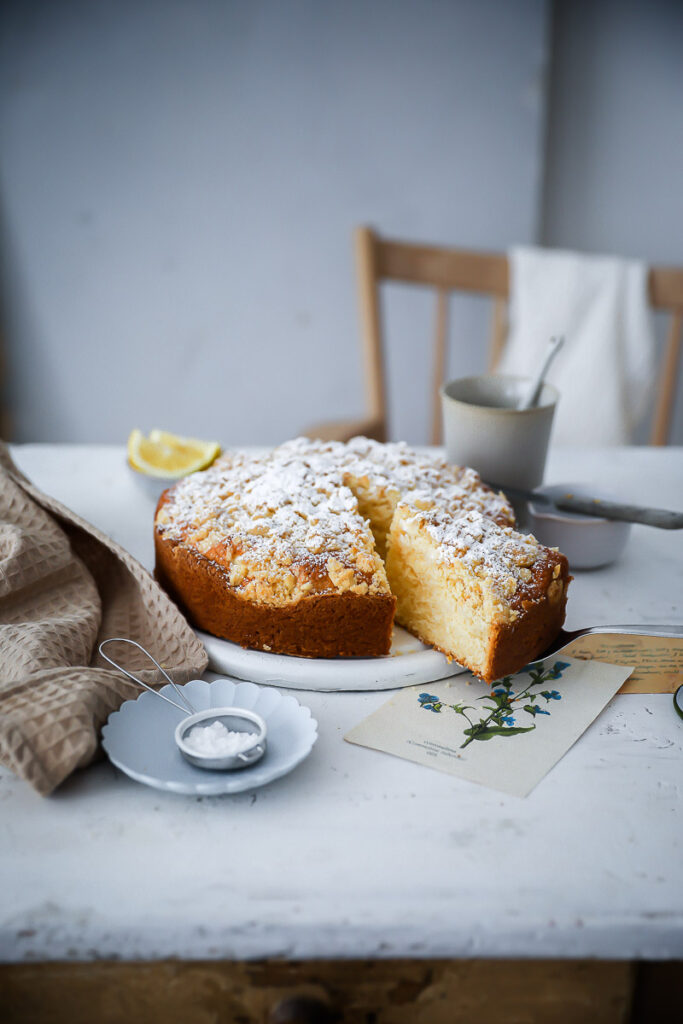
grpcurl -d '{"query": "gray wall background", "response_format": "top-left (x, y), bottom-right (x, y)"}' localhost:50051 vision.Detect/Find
top-left (1, 0), bottom-right (681, 447)
top-left (541, 0), bottom-right (683, 443)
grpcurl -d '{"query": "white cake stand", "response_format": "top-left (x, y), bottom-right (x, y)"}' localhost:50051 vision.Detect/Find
top-left (196, 625), bottom-right (466, 692)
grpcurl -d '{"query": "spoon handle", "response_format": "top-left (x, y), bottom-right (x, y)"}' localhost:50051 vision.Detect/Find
top-left (518, 335), bottom-right (565, 410)
top-left (553, 496), bottom-right (683, 529)
top-left (484, 481), bottom-right (683, 529)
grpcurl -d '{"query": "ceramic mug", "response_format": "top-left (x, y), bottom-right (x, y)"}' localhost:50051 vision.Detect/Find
top-left (441, 374), bottom-right (559, 491)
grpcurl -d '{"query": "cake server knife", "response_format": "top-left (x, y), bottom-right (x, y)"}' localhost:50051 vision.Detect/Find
top-left (485, 482), bottom-right (683, 529)
top-left (538, 623), bottom-right (683, 661)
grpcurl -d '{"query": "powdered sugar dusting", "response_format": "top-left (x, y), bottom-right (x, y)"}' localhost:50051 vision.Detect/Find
top-left (155, 437), bottom-right (518, 605)
top-left (279, 437), bottom-right (514, 526)
top-left (396, 501), bottom-right (548, 603)
top-left (156, 442), bottom-right (384, 604)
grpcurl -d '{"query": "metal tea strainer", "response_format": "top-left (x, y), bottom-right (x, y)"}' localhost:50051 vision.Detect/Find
top-left (99, 638), bottom-right (267, 771)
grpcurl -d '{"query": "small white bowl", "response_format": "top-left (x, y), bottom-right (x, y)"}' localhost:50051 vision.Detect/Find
top-left (127, 463), bottom-right (182, 502)
top-left (527, 483), bottom-right (631, 570)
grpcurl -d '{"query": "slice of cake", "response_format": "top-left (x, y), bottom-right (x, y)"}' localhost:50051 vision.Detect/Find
top-left (385, 502), bottom-right (570, 682)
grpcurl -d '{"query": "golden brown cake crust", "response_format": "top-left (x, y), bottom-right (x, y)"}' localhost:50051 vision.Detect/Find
top-left (155, 531), bottom-right (396, 658)
top-left (486, 582), bottom-right (569, 680)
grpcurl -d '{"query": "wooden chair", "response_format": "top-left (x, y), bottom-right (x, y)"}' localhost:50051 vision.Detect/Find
top-left (308, 226), bottom-right (683, 446)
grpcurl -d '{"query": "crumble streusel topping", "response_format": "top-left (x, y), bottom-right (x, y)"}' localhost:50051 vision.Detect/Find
top-left (155, 436), bottom-right (518, 606)
top-left (393, 501), bottom-right (562, 610)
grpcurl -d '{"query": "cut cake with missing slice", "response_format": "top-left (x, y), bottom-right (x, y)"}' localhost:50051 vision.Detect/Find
top-left (154, 437), bottom-right (570, 679)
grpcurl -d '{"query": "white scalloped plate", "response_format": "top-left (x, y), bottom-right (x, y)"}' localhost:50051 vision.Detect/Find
top-left (101, 678), bottom-right (317, 795)
top-left (196, 625), bottom-right (466, 691)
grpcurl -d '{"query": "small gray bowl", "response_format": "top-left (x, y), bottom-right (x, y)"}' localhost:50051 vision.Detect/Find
top-left (527, 483), bottom-right (631, 570)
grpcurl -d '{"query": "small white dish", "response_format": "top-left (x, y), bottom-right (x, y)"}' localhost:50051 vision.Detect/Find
top-left (527, 483), bottom-right (631, 570)
top-left (196, 625), bottom-right (466, 691)
top-left (175, 706), bottom-right (267, 771)
top-left (127, 463), bottom-right (179, 502)
top-left (101, 677), bottom-right (317, 796)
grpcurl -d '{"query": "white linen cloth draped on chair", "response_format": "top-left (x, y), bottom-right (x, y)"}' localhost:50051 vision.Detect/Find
top-left (497, 246), bottom-right (656, 445)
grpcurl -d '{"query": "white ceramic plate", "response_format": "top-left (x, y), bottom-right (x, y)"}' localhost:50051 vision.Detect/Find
top-left (196, 625), bottom-right (465, 691)
top-left (101, 678), bottom-right (317, 795)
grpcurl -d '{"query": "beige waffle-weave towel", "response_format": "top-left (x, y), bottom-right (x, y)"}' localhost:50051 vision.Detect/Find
top-left (0, 443), bottom-right (208, 795)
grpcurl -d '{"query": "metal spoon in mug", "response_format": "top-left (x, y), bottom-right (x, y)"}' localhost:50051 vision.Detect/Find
top-left (99, 638), bottom-right (267, 771)
top-left (518, 335), bottom-right (565, 410)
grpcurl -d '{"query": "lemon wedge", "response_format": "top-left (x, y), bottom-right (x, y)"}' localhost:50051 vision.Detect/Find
top-left (127, 429), bottom-right (221, 478)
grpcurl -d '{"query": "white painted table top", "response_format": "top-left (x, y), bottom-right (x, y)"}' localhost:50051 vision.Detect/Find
top-left (1, 444), bottom-right (682, 963)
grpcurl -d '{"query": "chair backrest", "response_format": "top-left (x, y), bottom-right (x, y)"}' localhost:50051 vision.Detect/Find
top-left (356, 225), bottom-right (683, 445)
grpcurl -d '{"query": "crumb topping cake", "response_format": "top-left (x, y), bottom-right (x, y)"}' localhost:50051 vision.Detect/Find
top-left (385, 503), bottom-right (568, 681)
top-left (154, 437), bottom-right (570, 679)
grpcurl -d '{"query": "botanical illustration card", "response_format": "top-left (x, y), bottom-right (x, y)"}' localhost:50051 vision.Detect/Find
top-left (345, 657), bottom-right (633, 797)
